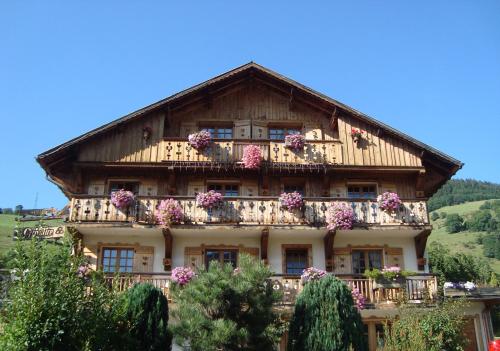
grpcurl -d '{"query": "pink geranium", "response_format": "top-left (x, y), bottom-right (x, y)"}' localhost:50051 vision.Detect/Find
top-left (155, 198), bottom-right (183, 225)
top-left (377, 192), bottom-right (402, 212)
top-left (284, 134), bottom-right (305, 150)
top-left (241, 145), bottom-right (262, 169)
top-left (279, 191), bottom-right (303, 211)
top-left (351, 287), bottom-right (366, 310)
top-left (196, 190), bottom-right (224, 209)
top-left (301, 267), bottom-right (327, 282)
top-left (171, 266), bottom-right (195, 286)
top-left (110, 189), bottom-right (135, 209)
top-left (188, 130), bottom-right (212, 150)
top-left (326, 203), bottom-right (354, 230)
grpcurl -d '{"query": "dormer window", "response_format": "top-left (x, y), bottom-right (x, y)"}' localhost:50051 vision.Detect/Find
top-left (269, 128), bottom-right (301, 140)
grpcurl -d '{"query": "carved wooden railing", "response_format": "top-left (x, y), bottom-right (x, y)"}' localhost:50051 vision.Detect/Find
top-left (161, 139), bottom-right (343, 166)
top-left (103, 273), bottom-right (437, 306)
top-left (69, 196), bottom-right (428, 226)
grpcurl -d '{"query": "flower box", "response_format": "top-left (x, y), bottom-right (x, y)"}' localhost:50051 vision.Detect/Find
top-left (188, 130), bottom-right (212, 150)
top-left (110, 189), bottom-right (135, 210)
top-left (284, 134), bottom-right (305, 150)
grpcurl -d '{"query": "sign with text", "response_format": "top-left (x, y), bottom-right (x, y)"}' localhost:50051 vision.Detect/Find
top-left (13, 226), bottom-right (65, 240)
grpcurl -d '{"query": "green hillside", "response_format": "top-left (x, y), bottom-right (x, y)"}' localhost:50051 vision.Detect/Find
top-left (428, 199), bottom-right (500, 274)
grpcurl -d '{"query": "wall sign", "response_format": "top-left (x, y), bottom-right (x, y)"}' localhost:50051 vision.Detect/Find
top-left (13, 226), bottom-right (65, 240)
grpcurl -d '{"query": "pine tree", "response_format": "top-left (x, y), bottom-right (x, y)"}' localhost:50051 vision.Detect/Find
top-left (122, 283), bottom-right (172, 351)
top-left (170, 254), bottom-right (284, 351)
top-left (287, 275), bottom-right (366, 351)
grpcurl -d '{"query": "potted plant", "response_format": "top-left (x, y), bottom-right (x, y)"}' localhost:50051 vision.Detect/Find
top-left (350, 128), bottom-right (365, 143)
top-left (171, 266), bottom-right (195, 286)
top-left (301, 267), bottom-right (327, 283)
top-left (241, 144), bottom-right (262, 169)
top-left (365, 266), bottom-right (409, 289)
top-left (284, 134), bottom-right (305, 151)
top-left (155, 198), bottom-right (183, 225)
top-left (279, 191), bottom-right (303, 211)
top-left (110, 189), bottom-right (135, 210)
top-left (377, 191), bottom-right (402, 213)
top-left (195, 190), bottom-right (224, 209)
top-left (443, 281), bottom-right (477, 296)
top-left (188, 130), bottom-right (212, 150)
top-left (326, 202), bottom-right (354, 231)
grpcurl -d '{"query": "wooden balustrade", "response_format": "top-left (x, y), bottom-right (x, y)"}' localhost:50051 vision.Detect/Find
top-left (103, 274), bottom-right (437, 307)
top-left (69, 196), bottom-right (428, 226)
top-left (161, 139), bottom-right (343, 166)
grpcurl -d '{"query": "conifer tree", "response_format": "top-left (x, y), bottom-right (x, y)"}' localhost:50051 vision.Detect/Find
top-left (287, 275), bottom-right (366, 351)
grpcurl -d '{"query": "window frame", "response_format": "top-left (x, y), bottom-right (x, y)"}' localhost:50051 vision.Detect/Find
top-left (268, 127), bottom-right (302, 140)
top-left (107, 179), bottom-right (140, 195)
top-left (204, 248), bottom-right (239, 269)
top-left (281, 244), bottom-right (312, 276)
top-left (351, 248), bottom-right (384, 275)
top-left (100, 246), bottom-right (135, 273)
top-left (206, 181), bottom-right (240, 197)
top-left (199, 123), bottom-right (234, 139)
top-left (346, 182), bottom-right (378, 200)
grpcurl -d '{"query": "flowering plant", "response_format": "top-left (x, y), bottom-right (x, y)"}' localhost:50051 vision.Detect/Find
top-left (188, 130), bottom-right (212, 150)
top-left (196, 190), bottom-right (224, 209)
top-left (351, 287), bottom-right (366, 310)
top-left (381, 266), bottom-right (402, 280)
top-left (171, 266), bottom-right (195, 286)
top-left (284, 134), bottom-right (305, 150)
top-left (279, 191), bottom-right (303, 211)
top-left (351, 128), bottom-right (366, 142)
top-left (326, 203), bottom-right (354, 230)
top-left (377, 192), bottom-right (402, 212)
top-left (111, 189), bottom-right (135, 209)
top-left (155, 198), bottom-right (183, 225)
top-left (301, 267), bottom-right (327, 282)
top-left (241, 144), bottom-right (262, 169)
top-left (444, 281), bottom-right (477, 291)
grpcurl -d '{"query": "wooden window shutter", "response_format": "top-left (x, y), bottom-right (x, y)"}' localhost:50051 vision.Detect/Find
top-left (240, 247), bottom-right (260, 260)
top-left (139, 180), bottom-right (158, 196)
top-left (133, 246), bottom-right (154, 273)
top-left (251, 121), bottom-right (268, 140)
top-left (235, 120), bottom-right (251, 139)
top-left (187, 179), bottom-right (205, 196)
top-left (385, 247), bottom-right (404, 269)
top-left (380, 182), bottom-right (397, 194)
top-left (87, 181), bottom-right (105, 196)
top-left (184, 247), bottom-right (203, 269)
top-left (303, 123), bottom-right (322, 141)
top-left (241, 180), bottom-right (258, 197)
top-left (333, 248), bottom-right (352, 274)
top-left (330, 181), bottom-right (347, 198)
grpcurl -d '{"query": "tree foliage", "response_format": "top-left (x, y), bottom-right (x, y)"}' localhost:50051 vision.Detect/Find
top-left (287, 275), bottom-right (366, 351)
top-left (444, 213), bottom-right (466, 233)
top-left (121, 283), bottom-right (171, 351)
top-left (381, 300), bottom-right (468, 351)
top-left (171, 254), bottom-right (284, 351)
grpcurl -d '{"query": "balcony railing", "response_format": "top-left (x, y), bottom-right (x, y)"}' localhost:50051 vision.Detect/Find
top-left (161, 139), bottom-right (344, 167)
top-left (103, 273), bottom-right (438, 307)
top-left (69, 196), bottom-right (428, 226)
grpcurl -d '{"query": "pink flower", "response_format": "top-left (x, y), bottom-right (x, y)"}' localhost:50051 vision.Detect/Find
top-left (195, 190), bottom-right (224, 209)
top-left (351, 287), bottom-right (366, 310)
top-left (377, 192), bottom-right (402, 212)
top-left (301, 267), bottom-right (327, 282)
top-left (326, 203), bottom-right (354, 230)
top-left (284, 134), bottom-right (305, 150)
top-left (241, 145), bottom-right (262, 169)
top-left (155, 198), bottom-right (183, 225)
top-left (279, 192), bottom-right (303, 211)
top-left (188, 130), bottom-right (212, 150)
top-left (172, 266), bottom-right (195, 286)
top-left (110, 189), bottom-right (135, 209)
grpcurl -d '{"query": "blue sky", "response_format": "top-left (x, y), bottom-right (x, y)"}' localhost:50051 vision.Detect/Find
top-left (1, 1), bottom-right (499, 209)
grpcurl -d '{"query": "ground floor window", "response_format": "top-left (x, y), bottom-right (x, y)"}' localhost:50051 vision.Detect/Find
top-left (102, 247), bottom-right (134, 273)
top-left (205, 249), bottom-right (238, 268)
top-left (285, 248), bottom-right (309, 275)
top-left (352, 249), bottom-right (383, 274)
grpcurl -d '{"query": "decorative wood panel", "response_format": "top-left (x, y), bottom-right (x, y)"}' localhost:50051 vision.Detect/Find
top-left (184, 247), bottom-right (203, 269)
top-left (385, 247), bottom-right (405, 269)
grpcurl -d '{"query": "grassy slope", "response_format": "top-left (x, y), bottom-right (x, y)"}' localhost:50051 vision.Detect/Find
top-left (0, 214), bottom-right (64, 255)
top-left (428, 199), bottom-right (500, 274)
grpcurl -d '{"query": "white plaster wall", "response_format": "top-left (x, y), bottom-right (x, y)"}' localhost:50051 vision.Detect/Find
top-left (268, 236), bottom-right (325, 274)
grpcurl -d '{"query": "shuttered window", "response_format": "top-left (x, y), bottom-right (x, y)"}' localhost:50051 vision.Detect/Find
top-left (347, 184), bottom-right (377, 199)
top-left (269, 128), bottom-right (300, 140)
top-left (208, 183), bottom-right (239, 196)
top-left (285, 249), bottom-right (308, 275)
top-left (205, 249), bottom-right (238, 268)
top-left (352, 249), bottom-right (382, 274)
top-left (202, 127), bottom-right (233, 139)
top-left (102, 248), bottom-right (134, 273)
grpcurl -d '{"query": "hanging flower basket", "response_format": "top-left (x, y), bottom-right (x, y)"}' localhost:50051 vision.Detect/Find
top-left (351, 128), bottom-right (365, 143)
top-left (284, 134), bottom-right (305, 150)
top-left (155, 198), bottom-right (183, 225)
top-left (171, 266), bottom-right (195, 286)
top-left (241, 144), bottom-right (262, 169)
top-left (326, 203), bottom-right (354, 231)
top-left (301, 267), bottom-right (327, 283)
top-left (279, 191), bottom-right (303, 211)
top-left (110, 189), bottom-right (135, 210)
top-left (188, 130), bottom-right (212, 150)
top-left (377, 192), bottom-right (402, 212)
top-left (195, 190), bottom-right (224, 209)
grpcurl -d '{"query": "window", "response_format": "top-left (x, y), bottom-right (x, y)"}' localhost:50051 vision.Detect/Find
top-left (208, 183), bottom-right (239, 196)
top-left (285, 248), bottom-right (308, 275)
top-left (205, 249), bottom-right (238, 268)
top-left (102, 247), bottom-right (134, 273)
top-left (347, 184), bottom-right (377, 199)
top-left (269, 128), bottom-right (301, 140)
top-left (352, 249), bottom-right (383, 274)
top-left (109, 181), bottom-right (139, 194)
top-left (202, 127), bottom-right (233, 139)
top-left (284, 184), bottom-right (305, 196)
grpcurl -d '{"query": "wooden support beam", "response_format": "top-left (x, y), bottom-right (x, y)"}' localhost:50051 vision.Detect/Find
top-left (261, 175), bottom-right (270, 196)
top-left (415, 169), bottom-right (426, 198)
top-left (167, 173), bottom-right (176, 195)
top-left (162, 228), bottom-right (173, 271)
top-left (288, 87), bottom-right (297, 111)
top-left (324, 230), bottom-right (336, 272)
top-left (260, 227), bottom-right (269, 264)
top-left (330, 108), bottom-right (338, 131)
top-left (67, 226), bottom-right (83, 255)
top-left (414, 229), bottom-right (431, 271)
top-left (322, 175), bottom-right (330, 197)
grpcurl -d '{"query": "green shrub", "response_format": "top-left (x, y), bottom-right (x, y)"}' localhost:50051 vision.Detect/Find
top-left (380, 300), bottom-right (468, 351)
top-left (445, 213), bottom-right (466, 233)
top-left (430, 212), bottom-right (439, 221)
top-left (171, 254), bottom-right (284, 351)
top-left (121, 283), bottom-right (171, 351)
top-left (287, 275), bottom-right (366, 351)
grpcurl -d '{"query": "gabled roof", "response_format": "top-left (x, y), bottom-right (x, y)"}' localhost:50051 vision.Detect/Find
top-left (37, 62), bottom-right (463, 170)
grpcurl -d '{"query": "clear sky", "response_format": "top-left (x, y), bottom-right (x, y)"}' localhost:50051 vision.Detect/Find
top-left (1, 1), bottom-right (499, 210)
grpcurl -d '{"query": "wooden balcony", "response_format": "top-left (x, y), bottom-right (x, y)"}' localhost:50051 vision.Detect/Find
top-left (103, 273), bottom-right (438, 307)
top-left (69, 196), bottom-right (429, 227)
top-left (161, 139), bottom-right (343, 168)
